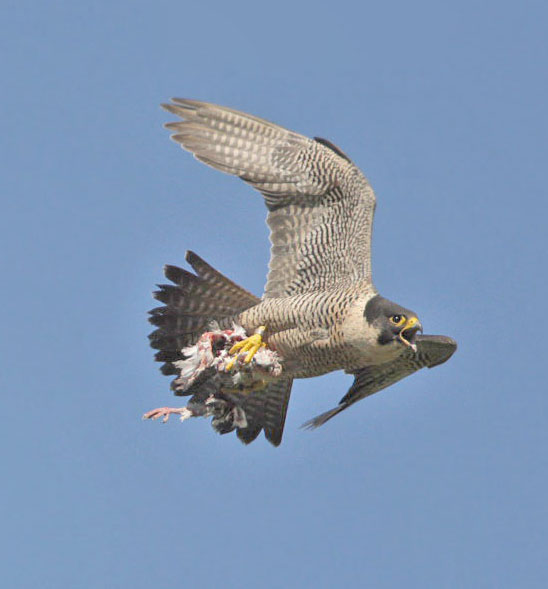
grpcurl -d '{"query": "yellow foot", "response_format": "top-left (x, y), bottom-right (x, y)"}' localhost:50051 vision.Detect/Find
top-left (225, 326), bottom-right (267, 370)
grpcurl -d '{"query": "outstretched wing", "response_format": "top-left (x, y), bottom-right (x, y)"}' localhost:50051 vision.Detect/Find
top-left (162, 99), bottom-right (376, 298)
top-left (303, 335), bottom-right (457, 428)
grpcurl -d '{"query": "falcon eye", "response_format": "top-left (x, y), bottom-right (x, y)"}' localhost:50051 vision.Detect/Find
top-left (390, 314), bottom-right (406, 326)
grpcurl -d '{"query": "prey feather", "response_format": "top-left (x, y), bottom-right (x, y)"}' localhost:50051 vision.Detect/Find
top-left (143, 324), bottom-right (283, 435)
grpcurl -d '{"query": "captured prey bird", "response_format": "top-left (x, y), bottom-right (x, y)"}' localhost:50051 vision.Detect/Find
top-left (144, 98), bottom-right (457, 446)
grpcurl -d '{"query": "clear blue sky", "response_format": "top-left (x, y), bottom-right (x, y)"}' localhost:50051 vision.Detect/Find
top-left (2, 1), bottom-right (547, 587)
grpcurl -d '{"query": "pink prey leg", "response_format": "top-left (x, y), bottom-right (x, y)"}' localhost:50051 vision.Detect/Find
top-left (142, 406), bottom-right (192, 423)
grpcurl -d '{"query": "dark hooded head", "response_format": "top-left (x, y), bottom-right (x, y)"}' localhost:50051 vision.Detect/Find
top-left (364, 295), bottom-right (423, 349)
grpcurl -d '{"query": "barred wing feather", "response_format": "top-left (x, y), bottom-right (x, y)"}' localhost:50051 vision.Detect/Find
top-left (163, 98), bottom-right (376, 298)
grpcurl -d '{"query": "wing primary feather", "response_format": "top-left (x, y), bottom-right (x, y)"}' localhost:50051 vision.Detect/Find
top-left (301, 403), bottom-right (349, 429)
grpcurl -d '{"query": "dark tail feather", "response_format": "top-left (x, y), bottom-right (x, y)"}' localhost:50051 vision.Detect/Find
top-left (236, 424), bottom-right (262, 445)
top-left (149, 251), bottom-right (260, 377)
top-left (237, 378), bottom-right (293, 446)
top-left (263, 379), bottom-right (293, 446)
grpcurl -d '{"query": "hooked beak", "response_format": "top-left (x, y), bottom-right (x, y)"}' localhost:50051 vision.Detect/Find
top-left (398, 316), bottom-right (423, 352)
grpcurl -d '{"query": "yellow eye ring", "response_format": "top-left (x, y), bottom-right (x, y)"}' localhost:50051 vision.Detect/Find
top-left (390, 314), bottom-right (406, 327)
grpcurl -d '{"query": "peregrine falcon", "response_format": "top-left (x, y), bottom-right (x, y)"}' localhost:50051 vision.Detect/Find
top-left (145, 99), bottom-right (456, 446)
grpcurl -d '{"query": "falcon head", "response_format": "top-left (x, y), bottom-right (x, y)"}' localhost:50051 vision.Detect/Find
top-left (365, 295), bottom-right (423, 352)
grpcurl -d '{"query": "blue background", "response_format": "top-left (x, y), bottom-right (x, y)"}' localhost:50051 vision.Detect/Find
top-left (3, 1), bottom-right (547, 587)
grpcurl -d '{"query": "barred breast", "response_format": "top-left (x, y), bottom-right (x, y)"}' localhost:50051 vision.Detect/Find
top-left (235, 281), bottom-right (381, 378)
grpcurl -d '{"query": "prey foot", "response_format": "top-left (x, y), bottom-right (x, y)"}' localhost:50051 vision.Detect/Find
top-left (225, 326), bottom-right (267, 370)
top-left (142, 407), bottom-right (192, 423)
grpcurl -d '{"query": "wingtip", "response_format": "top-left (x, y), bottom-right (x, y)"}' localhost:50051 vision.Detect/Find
top-left (301, 402), bottom-right (348, 430)
top-left (160, 102), bottom-right (181, 114)
top-left (171, 97), bottom-right (203, 110)
top-left (161, 99), bottom-right (198, 118)
top-left (418, 334), bottom-right (458, 368)
top-left (436, 335), bottom-right (457, 356)
top-left (300, 419), bottom-right (320, 431)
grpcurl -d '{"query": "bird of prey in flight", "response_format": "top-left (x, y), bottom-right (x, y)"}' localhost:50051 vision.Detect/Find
top-left (145, 99), bottom-right (456, 446)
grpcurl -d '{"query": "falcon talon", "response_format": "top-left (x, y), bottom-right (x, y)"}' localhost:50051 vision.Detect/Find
top-left (228, 325), bottom-right (267, 365)
top-left (165, 324), bottom-right (282, 390)
top-left (147, 98), bottom-right (457, 445)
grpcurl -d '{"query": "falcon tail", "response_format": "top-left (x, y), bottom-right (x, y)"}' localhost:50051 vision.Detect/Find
top-left (148, 251), bottom-right (293, 446)
top-left (149, 250), bottom-right (260, 376)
